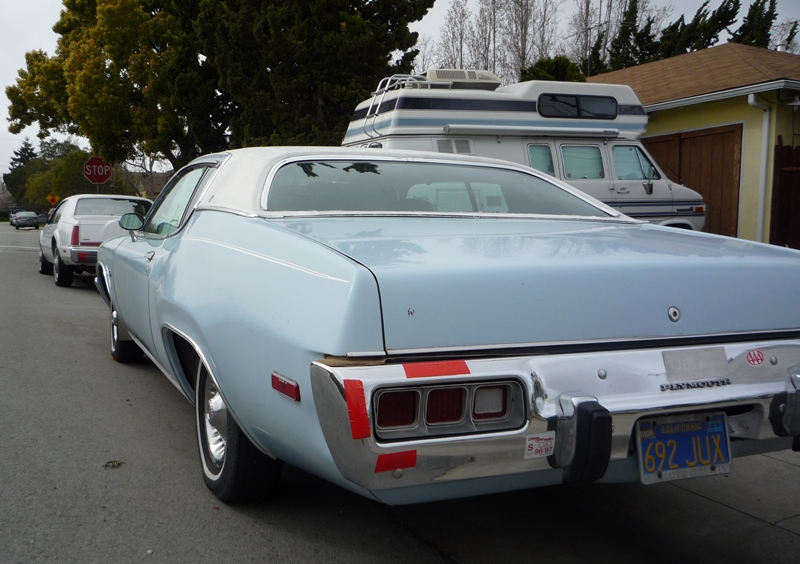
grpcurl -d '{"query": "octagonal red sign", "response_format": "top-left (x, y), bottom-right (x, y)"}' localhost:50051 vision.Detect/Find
top-left (84, 156), bottom-right (112, 184)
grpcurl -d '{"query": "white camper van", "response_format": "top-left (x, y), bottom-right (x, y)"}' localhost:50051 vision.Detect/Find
top-left (343, 70), bottom-right (706, 230)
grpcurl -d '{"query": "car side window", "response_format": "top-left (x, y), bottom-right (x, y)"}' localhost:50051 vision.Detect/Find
top-left (527, 144), bottom-right (556, 176)
top-left (143, 167), bottom-right (207, 235)
top-left (612, 145), bottom-right (661, 181)
top-left (51, 202), bottom-right (66, 223)
top-left (561, 145), bottom-right (605, 179)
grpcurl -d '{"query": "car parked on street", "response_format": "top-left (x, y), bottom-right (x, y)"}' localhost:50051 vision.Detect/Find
top-left (96, 147), bottom-right (800, 505)
top-left (14, 211), bottom-right (40, 230)
top-left (39, 194), bottom-right (152, 287)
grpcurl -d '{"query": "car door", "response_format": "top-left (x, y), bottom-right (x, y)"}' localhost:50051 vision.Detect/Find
top-left (608, 143), bottom-right (671, 223)
top-left (112, 165), bottom-right (212, 359)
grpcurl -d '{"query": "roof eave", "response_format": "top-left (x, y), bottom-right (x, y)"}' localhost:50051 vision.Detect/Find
top-left (644, 80), bottom-right (800, 112)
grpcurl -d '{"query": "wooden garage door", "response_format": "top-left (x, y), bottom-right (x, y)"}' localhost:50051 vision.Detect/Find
top-left (643, 124), bottom-right (742, 237)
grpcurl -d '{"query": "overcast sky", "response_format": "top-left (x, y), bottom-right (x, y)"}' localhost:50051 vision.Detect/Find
top-left (2, 0), bottom-right (799, 176)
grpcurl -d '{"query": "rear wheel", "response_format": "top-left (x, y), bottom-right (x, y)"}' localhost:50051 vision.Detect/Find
top-left (53, 248), bottom-right (73, 287)
top-left (39, 252), bottom-right (53, 275)
top-left (196, 361), bottom-right (282, 503)
top-left (110, 306), bottom-right (143, 363)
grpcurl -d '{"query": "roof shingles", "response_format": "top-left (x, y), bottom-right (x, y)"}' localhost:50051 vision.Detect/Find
top-left (587, 43), bottom-right (800, 106)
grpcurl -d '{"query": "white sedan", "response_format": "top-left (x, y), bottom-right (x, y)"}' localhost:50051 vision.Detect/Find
top-left (39, 194), bottom-right (152, 287)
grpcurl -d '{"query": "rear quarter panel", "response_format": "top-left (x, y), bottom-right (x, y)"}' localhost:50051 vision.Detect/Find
top-left (152, 210), bottom-right (385, 490)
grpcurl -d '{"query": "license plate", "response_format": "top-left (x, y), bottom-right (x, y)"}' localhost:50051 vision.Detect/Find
top-left (636, 412), bottom-right (731, 485)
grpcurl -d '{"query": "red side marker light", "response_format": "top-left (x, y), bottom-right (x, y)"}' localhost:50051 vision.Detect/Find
top-left (375, 450), bottom-right (417, 473)
top-left (271, 372), bottom-right (300, 401)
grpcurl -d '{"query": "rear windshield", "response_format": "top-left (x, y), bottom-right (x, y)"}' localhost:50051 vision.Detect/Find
top-left (75, 198), bottom-right (152, 217)
top-left (18, 211), bottom-right (37, 218)
top-left (267, 160), bottom-right (609, 217)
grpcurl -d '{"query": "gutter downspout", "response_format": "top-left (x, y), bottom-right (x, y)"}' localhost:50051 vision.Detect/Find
top-left (748, 94), bottom-right (770, 242)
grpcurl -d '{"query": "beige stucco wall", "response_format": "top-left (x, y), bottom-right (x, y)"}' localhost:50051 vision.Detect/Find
top-left (641, 94), bottom-right (780, 241)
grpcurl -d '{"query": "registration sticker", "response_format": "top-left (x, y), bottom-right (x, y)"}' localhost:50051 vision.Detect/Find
top-left (636, 412), bottom-right (731, 485)
top-left (525, 431), bottom-right (555, 459)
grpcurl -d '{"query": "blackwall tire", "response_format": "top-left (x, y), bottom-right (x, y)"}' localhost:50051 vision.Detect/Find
top-left (53, 249), bottom-right (73, 287)
top-left (195, 361), bottom-right (282, 503)
top-left (39, 252), bottom-right (53, 275)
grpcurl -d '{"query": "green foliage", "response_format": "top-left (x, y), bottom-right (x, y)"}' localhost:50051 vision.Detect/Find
top-left (9, 139), bottom-right (38, 171)
top-left (521, 56), bottom-right (586, 82)
top-left (197, 0), bottom-right (434, 147)
top-left (7, 0), bottom-right (434, 167)
top-left (657, 0), bottom-right (740, 59)
top-left (3, 158), bottom-right (49, 208)
top-left (608, 0), bottom-right (640, 71)
top-left (731, 0), bottom-right (778, 47)
top-left (581, 32), bottom-right (608, 77)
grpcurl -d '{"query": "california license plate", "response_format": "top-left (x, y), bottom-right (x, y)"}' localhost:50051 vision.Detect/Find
top-left (636, 412), bottom-right (731, 485)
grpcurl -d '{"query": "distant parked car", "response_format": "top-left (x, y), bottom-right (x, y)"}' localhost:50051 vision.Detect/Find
top-left (39, 194), bottom-right (152, 287)
top-left (14, 211), bottom-right (40, 230)
top-left (96, 147), bottom-right (800, 505)
top-left (9, 211), bottom-right (23, 226)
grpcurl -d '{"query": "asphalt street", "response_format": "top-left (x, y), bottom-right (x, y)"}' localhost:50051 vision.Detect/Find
top-left (1, 224), bottom-right (798, 563)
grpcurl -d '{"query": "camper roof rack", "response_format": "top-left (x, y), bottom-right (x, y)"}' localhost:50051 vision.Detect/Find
top-left (371, 69), bottom-right (502, 96)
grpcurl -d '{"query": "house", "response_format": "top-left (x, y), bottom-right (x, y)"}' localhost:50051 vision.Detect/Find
top-left (588, 43), bottom-right (800, 248)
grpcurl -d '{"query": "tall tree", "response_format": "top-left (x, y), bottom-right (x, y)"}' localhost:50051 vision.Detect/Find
top-left (731, 0), bottom-right (778, 47)
top-left (9, 139), bottom-right (38, 171)
top-left (656, 0), bottom-right (740, 60)
top-left (436, 0), bottom-right (474, 69)
top-left (7, 0), bottom-right (230, 170)
top-left (197, 0), bottom-right (434, 146)
top-left (608, 0), bottom-right (640, 70)
top-left (501, 0), bottom-right (536, 82)
top-left (469, 0), bottom-right (502, 74)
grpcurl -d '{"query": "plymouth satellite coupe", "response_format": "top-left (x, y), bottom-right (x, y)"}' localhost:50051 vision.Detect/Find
top-left (96, 147), bottom-right (800, 505)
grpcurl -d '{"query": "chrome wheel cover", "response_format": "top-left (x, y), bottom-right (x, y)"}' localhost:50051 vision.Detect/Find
top-left (203, 374), bottom-right (228, 469)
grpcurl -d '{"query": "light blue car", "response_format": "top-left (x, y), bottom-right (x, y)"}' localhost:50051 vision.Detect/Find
top-left (96, 147), bottom-right (800, 505)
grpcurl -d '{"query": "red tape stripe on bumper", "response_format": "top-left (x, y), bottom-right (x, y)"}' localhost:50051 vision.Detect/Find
top-left (375, 450), bottom-right (417, 473)
top-left (344, 380), bottom-right (370, 440)
top-left (403, 360), bottom-right (470, 379)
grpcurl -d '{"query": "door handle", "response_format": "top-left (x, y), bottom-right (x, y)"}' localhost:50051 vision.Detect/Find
top-left (616, 187), bottom-right (629, 194)
top-left (145, 251), bottom-right (155, 262)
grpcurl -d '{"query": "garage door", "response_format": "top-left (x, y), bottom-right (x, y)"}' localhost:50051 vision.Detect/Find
top-left (643, 124), bottom-right (742, 237)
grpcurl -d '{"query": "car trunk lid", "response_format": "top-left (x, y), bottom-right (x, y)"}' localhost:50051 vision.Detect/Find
top-left (286, 217), bottom-right (800, 352)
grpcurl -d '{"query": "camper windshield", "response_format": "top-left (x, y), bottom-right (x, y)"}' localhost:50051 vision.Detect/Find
top-left (267, 160), bottom-right (610, 217)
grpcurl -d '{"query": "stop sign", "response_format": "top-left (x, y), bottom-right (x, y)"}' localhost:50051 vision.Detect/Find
top-left (84, 156), bottom-right (112, 184)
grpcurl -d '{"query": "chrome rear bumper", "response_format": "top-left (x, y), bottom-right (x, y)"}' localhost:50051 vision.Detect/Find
top-left (311, 338), bottom-right (800, 493)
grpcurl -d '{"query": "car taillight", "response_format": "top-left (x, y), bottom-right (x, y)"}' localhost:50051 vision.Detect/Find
top-left (70, 225), bottom-right (80, 246)
top-left (377, 390), bottom-right (418, 428)
top-left (472, 385), bottom-right (508, 420)
top-left (426, 388), bottom-right (464, 424)
top-left (695, 205), bottom-right (705, 213)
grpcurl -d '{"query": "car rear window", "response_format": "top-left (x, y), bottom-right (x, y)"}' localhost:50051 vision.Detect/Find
top-left (75, 198), bottom-right (152, 217)
top-left (18, 212), bottom-right (37, 218)
top-left (267, 160), bottom-right (609, 217)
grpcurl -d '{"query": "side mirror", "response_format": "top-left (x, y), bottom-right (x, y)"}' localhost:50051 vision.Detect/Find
top-left (119, 213), bottom-right (144, 231)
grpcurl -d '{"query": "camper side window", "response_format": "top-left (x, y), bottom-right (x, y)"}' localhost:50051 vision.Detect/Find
top-left (612, 146), bottom-right (661, 180)
top-left (527, 145), bottom-right (556, 176)
top-left (561, 146), bottom-right (605, 180)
